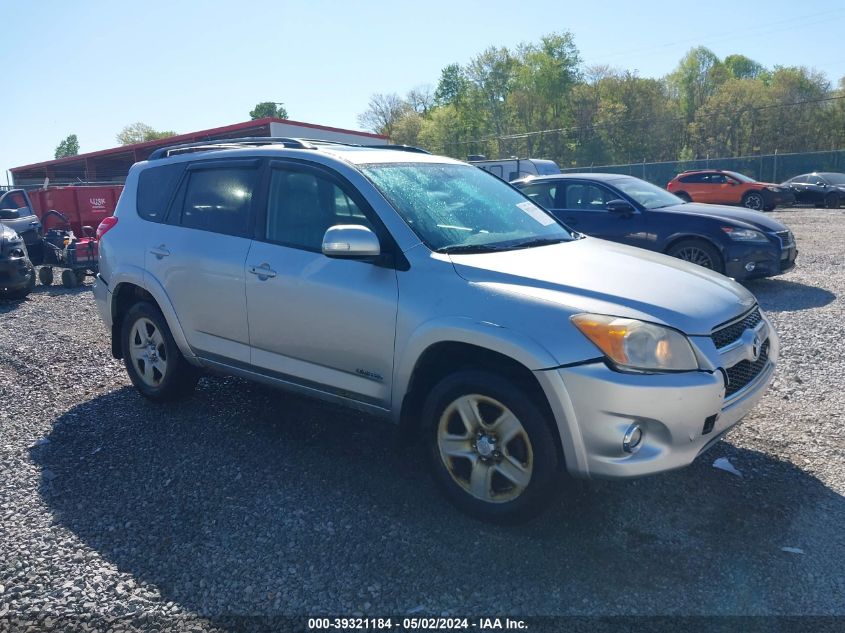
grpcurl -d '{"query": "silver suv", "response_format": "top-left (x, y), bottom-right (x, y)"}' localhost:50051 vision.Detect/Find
top-left (93, 138), bottom-right (778, 522)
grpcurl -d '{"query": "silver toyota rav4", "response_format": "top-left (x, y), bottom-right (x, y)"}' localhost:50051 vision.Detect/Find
top-left (93, 138), bottom-right (778, 522)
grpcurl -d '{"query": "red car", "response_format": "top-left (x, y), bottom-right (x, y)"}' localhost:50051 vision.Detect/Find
top-left (667, 170), bottom-right (794, 212)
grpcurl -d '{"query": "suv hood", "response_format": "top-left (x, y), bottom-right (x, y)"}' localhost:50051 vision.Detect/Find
top-left (659, 202), bottom-right (788, 231)
top-left (449, 237), bottom-right (756, 336)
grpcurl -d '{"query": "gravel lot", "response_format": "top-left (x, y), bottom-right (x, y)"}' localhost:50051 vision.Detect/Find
top-left (1, 207), bottom-right (843, 629)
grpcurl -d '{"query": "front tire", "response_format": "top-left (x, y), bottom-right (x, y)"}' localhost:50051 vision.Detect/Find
top-left (742, 191), bottom-right (764, 211)
top-left (667, 239), bottom-right (724, 274)
top-left (121, 301), bottom-right (199, 400)
top-left (825, 193), bottom-right (841, 209)
top-left (422, 370), bottom-right (560, 524)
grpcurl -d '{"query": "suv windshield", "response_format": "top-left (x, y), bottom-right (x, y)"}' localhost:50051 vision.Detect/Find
top-left (611, 177), bottom-right (686, 209)
top-left (361, 163), bottom-right (574, 252)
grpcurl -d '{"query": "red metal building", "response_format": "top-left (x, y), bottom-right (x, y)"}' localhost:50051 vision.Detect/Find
top-left (10, 117), bottom-right (388, 186)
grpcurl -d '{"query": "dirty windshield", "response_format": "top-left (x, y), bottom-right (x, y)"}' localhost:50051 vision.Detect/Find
top-left (361, 163), bottom-right (574, 253)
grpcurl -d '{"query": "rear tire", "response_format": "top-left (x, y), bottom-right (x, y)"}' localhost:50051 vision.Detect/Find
top-left (675, 192), bottom-right (692, 203)
top-left (38, 266), bottom-right (54, 286)
top-left (825, 193), bottom-right (841, 209)
top-left (121, 301), bottom-right (199, 400)
top-left (667, 239), bottom-right (724, 274)
top-left (422, 370), bottom-right (560, 524)
top-left (742, 191), bottom-right (764, 211)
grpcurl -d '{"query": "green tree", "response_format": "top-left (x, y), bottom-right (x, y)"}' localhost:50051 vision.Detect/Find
top-left (116, 122), bottom-right (177, 145)
top-left (249, 101), bottom-right (289, 120)
top-left (54, 134), bottom-right (79, 159)
top-left (723, 54), bottom-right (767, 80)
top-left (667, 47), bottom-right (728, 122)
top-left (434, 64), bottom-right (469, 107)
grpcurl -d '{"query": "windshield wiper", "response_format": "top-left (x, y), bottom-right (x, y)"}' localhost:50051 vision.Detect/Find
top-left (508, 236), bottom-right (571, 249)
top-left (436, 243), bottom-right (513, 254)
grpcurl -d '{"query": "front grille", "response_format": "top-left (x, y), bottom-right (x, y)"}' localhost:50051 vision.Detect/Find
top-left (775, 230), bottom-right (794, 248)
top-left (725, 340), bottom-right (770, 397)
top-left (711, 307), bottom-right (762, 349)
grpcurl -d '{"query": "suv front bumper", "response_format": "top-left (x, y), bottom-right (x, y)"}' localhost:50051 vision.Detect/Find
top-left (536, 330), bottom-right (778, 479)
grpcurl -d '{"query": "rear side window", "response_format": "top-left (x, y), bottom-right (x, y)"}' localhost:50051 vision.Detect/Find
top-left (679, 174), bottom-right (705, 183)
top-left (178, 167), bottom-right (259, 237)
top-left (136, 163), bottom-right (185, 222)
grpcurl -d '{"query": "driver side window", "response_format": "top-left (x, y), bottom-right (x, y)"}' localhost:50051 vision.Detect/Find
top-left (265, 168), bottom-right (375, 251)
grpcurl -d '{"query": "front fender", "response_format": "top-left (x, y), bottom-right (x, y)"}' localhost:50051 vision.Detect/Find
top-left (391, 315), bottom-right (561, 422)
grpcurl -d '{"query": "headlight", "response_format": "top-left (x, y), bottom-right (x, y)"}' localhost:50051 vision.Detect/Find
top-left (571, 314), bottom-right (699, 372)
top-left (721, 227), bottom-right (769, 242)
top-left (766, 186), bottom-right (780, 192)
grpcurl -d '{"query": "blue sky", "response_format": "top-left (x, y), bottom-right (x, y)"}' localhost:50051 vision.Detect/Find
top-left (2, 0), bottom-right (844, 179)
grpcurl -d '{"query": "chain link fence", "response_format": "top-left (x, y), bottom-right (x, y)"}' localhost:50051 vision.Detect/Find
top-left (560, 149), bottom-right (845, 186)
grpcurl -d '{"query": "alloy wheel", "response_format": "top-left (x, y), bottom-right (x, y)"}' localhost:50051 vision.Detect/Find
top-left (128, 317), bottom-right (168, 387)
top-left (675, 246), bottom-right (714, 269)
top-left (743, 194), bottom-right (763, 210)
top-left (436, 394), bottom-right (534, 504)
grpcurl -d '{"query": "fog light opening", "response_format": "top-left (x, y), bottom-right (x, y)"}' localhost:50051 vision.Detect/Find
top-left (744, 262), bottom-right (756, 272)
top-left (623, 424), bottom-right (644, 454)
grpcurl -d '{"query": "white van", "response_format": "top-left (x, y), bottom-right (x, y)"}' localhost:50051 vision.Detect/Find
top-left (468, 157), bottom-right (561, 182)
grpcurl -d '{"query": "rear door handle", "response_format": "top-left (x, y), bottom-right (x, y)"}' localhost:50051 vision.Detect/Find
top-left (150, 245), bottom-right (170, 259)
top-left (249, 262), bottom-right (277, 279)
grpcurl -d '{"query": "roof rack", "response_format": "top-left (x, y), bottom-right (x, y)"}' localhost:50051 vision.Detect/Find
top-left (363, 144), bottom-right (431, 154)
top-left (148, 137), bottom-right (316, 160)
top-left (299, 139), bottom-right (431, 154)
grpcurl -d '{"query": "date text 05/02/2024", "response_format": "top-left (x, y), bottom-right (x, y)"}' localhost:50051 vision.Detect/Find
top-left (307, 617), bottom-right (529, 630)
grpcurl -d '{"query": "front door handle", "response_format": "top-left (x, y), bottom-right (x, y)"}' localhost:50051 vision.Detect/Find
top-left (249, 262), bottom-right (277, 280)
top-left (150, 244), bottom-right (170, 259)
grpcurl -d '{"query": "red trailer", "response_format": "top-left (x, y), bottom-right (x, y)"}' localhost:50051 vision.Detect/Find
top-left (28, 185), bottom-right (123, 236)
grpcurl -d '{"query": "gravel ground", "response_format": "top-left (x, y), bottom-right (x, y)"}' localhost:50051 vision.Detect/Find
top-left (1, 208), bottom-right (843, 630)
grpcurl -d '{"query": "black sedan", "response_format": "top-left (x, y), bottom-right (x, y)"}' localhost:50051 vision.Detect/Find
top-left (512, 173), bottom-right (797, 281)
top-left (781, 172), bottom-right (845, 208)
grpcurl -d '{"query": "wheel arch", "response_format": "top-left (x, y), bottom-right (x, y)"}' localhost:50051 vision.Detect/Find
top-left (110, 278), bottom-right (195, 363)
top-left (397, 339), bottom-right (565, 467)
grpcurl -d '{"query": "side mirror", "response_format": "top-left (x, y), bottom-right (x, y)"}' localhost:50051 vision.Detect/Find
top-left (322, 224), bottom-right (381, 259)
top-left (0, 208), bottom-right (17, 219)
top-left (606, 199), bottom-right (635, 214)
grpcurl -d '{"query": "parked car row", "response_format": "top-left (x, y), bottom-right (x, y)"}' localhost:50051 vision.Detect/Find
top-left (665, 168), bottom-right (845, 210)
top-left (88, 137), bottom-right (780, 522)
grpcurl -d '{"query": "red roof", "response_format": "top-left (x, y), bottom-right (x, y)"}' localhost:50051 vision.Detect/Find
top-left (11, 118), bottom-right (388, 173)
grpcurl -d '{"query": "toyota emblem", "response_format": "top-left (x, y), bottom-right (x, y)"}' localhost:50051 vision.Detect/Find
top-left (751, 333), bottom-right (762, 361)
